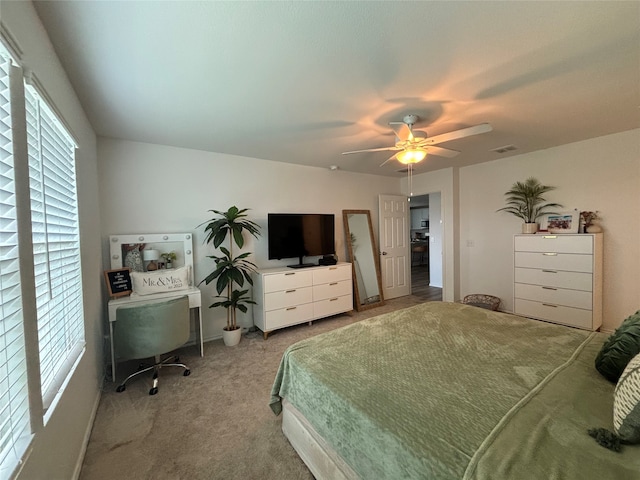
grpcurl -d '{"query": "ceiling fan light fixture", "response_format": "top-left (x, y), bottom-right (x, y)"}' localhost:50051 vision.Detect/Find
top-left (397, 148), bottom-right (427, 164)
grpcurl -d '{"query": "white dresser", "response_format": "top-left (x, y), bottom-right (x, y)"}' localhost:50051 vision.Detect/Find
top-left (513, 234), bottom-right (603, 330)
top-left (253, 263), bottom-right (353, 339)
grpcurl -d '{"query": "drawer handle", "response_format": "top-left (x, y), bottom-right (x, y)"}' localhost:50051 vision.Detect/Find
top-left (329, 282), bottom-right (338, 286)
top-left (542, 303), bottom-right (558, 308)
top-left (543, 235), bottom-right (557, 239)
top-left (329, 298), bottom-right (338, 301)
top-left (542, 253), bottom-right (558, 256)
top-left (285, 272), bottom-right (296, 276)
top-left (329, 267), bottom-right (337, 270)
top-left (542, 269), bottom-right (557, 273)
top-left (286, 307), bottom-right (297, 311)
top-left (542, 286), bottom-right (557, 290)
top-left (285, 289), bottom-right (296, 293)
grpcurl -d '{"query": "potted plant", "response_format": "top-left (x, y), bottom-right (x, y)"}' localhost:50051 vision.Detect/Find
top-left (161, 251), bottom-right (177, 269)
top-left (581, 211), bottom-right (602, 233)
top-left (497, 177), bottom-right (563, 233)
top-left (199, 206), bottom-right (261, 346)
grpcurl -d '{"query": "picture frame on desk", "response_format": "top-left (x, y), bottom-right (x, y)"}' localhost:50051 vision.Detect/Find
top-left (540, 211), bottom-right (579, 234)
top-left (104, 268), bottom-right (133, 298)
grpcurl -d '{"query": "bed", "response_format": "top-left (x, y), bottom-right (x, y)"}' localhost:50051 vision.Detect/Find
top-left (269, 302), bottom-right (639, 479)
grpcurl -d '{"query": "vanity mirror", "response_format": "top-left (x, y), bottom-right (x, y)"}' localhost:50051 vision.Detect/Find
top-left (343, 210), bottom-right (384, 311)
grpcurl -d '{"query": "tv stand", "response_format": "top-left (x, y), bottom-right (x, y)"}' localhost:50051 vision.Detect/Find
top-left (253, 263), bottom-right (353, 339)
top-left (288, 256), bottom-right (314, 269)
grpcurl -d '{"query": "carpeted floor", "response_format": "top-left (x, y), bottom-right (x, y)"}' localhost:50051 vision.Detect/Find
top-left (80, 296), bottom-right (429, 480)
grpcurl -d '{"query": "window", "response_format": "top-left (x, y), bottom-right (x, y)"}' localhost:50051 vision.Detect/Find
top-left (0, 40), bottom-right (84, 479)
top-left (25, 83), bottom-right (84, 410)
top-left (0, 48), bottom-right (30, 480)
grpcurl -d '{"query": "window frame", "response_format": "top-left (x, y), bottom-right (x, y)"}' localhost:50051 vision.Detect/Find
top-left (0, 39), bottom-right (86, 479)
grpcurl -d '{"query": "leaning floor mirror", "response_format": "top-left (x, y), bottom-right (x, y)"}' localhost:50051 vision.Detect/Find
top-left (343, 210), bottom-right (384, 311)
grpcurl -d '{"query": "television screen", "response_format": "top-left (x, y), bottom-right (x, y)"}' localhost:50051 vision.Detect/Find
top-left (268, 213), bottom-right (335, 267)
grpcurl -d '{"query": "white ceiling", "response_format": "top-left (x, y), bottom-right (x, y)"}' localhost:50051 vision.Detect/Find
top-left (32, 1), bottom-right (640, 177)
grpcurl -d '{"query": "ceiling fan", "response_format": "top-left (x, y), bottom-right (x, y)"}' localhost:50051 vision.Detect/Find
top-left (342, 114), bottom-right (492, 167)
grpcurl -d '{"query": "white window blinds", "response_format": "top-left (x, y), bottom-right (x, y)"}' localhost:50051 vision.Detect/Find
top-left (24, 83), bottom-right (84, 410)
top-left (0, 51), bottom-right (30, 480)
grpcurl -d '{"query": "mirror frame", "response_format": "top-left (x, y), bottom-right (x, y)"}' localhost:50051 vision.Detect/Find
top-left (342, 209), bottom-right (384, 311)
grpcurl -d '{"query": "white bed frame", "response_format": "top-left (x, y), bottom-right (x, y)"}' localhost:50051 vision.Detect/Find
top-left (282, 399), bottom-right (359, 480)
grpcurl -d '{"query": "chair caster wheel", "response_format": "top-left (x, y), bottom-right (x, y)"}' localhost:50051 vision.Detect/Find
top-left (149, 387), bottom-right (158, 395)
top-left (116, 384), bottom-right (126, 393)
top-left (184, 369), bottom-right (191, 376)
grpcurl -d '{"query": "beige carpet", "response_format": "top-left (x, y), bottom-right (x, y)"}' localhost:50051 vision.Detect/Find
top-left (81, 296), bottom-right (428, 480)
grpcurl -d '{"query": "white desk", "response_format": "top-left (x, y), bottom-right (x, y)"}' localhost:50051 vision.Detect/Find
top-left (107, 286), bottom-right (204, 381)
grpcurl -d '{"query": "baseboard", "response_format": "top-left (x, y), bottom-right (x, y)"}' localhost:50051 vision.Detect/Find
top-left (72, 388), bottom-right (102, 480)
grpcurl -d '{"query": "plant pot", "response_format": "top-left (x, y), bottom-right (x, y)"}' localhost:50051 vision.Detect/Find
top-left (222, 327), bottom-right (242, 346)
top-left (522, 223), bottom-right (539, 234)
top-left (586, 223), bottom-right (603, 233)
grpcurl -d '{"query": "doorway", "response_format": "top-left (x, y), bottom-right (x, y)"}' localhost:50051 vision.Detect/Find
top-left (410, 193), bottom-right (442, 301)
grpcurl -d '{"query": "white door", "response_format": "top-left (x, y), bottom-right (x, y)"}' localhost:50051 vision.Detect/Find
top-left (378, 194), bottom-right (411, 299)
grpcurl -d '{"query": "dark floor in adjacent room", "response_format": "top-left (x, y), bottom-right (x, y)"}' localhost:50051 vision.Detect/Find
top-left (411, 264), bottom-right (442, 301)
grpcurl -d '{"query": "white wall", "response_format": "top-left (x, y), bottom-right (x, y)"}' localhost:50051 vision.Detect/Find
top-left (455, 129), bottom-right (639, 331)
top-left (428, 192), bottom-right (443, 287)
top-left (97, 138), bottom-right (399, 339)
top-left (2, 2), bottom-right (102, 479)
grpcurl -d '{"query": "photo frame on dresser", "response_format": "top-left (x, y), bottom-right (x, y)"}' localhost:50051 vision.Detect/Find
top-left (540, 211), bottom-right (579, 234)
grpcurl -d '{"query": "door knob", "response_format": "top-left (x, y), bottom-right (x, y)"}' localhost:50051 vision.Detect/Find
top-left (381, 251), bottom-right (387, 255)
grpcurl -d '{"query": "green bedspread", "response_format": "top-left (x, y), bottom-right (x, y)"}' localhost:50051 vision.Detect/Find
top-left (270, 302), bottom-right (640, 479)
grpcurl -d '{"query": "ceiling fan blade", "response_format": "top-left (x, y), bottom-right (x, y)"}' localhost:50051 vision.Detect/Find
top-left (389, 122), bottom-right (412, 141)
top-left (427, 145), bottom-right (460, 158)
top-left (423, 123), bottom-right (493, 145)
top-left (379, 153), bottom-right (399, 167)
top-left (342, 146), bottom-right (399, 155)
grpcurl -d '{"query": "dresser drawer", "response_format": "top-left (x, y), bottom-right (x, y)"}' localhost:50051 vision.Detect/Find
top-left (312, 264), bottom-right (351, 284)
top-left (515, 299), bottom-right (593, 330)
top-left (263, 270), bottom-right (313, 293)
top-left (264, 287), bottom-right (313, 311)
top-left (514, 283), bottom-right (592, 310)
top-left (313, 279), bottom-right (351, 302)
top-left (514, 252), bottom-right (593, 273)
top-left (514, 267), bottom-right (593, 291)
top-left (515, 235), bottom-right (593, 254)
top-left (313, 294), bottom-right (352, 319)
top-left (264, 302), bottom-right (314, 330)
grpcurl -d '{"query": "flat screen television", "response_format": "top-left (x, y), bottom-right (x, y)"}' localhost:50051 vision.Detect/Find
top-left (268, 213), bottom-right (335, 268)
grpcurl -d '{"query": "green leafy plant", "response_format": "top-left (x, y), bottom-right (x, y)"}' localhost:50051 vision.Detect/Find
top-left (199, 206), bottom-right (261, 332)
top-left (580, 210), bottom-right (600, 227)
top-left (497, 177), bottom-right (563, 223)
top-left (161, 251), bottom-right (177, 263)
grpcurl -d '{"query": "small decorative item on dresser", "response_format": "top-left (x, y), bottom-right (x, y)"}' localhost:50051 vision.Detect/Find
top-left (544, 211), bottom-right (580, 234)
top-left (581, 211), bottom-right (602, 233)
top-left (142, 249), bottom-right (160, 270)
top-left (161, 251), bottom-right (177, 269)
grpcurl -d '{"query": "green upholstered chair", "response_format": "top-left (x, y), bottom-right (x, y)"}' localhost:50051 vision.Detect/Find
top-left (114, 296), bottom-right (191, 395)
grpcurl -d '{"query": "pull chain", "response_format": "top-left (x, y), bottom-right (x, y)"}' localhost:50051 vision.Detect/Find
top-left (408, 163), bottom-right (413, 197)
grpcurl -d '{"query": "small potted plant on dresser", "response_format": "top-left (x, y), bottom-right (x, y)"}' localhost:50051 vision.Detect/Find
top-left (199, 206), bottom-right (261, 346)
top-left (161, 251), bottom-right (177, 269)
top-left (497, 177), bottom-right (563, 233)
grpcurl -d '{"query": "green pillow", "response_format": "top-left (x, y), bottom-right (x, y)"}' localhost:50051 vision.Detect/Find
top-left (595, 310), bottom-right (640, 383)
top-left (614, 352), bottom-right (640, 443)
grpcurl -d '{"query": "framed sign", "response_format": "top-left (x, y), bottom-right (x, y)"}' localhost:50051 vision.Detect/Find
top-left (104, 268), bottom-right (132, 298)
